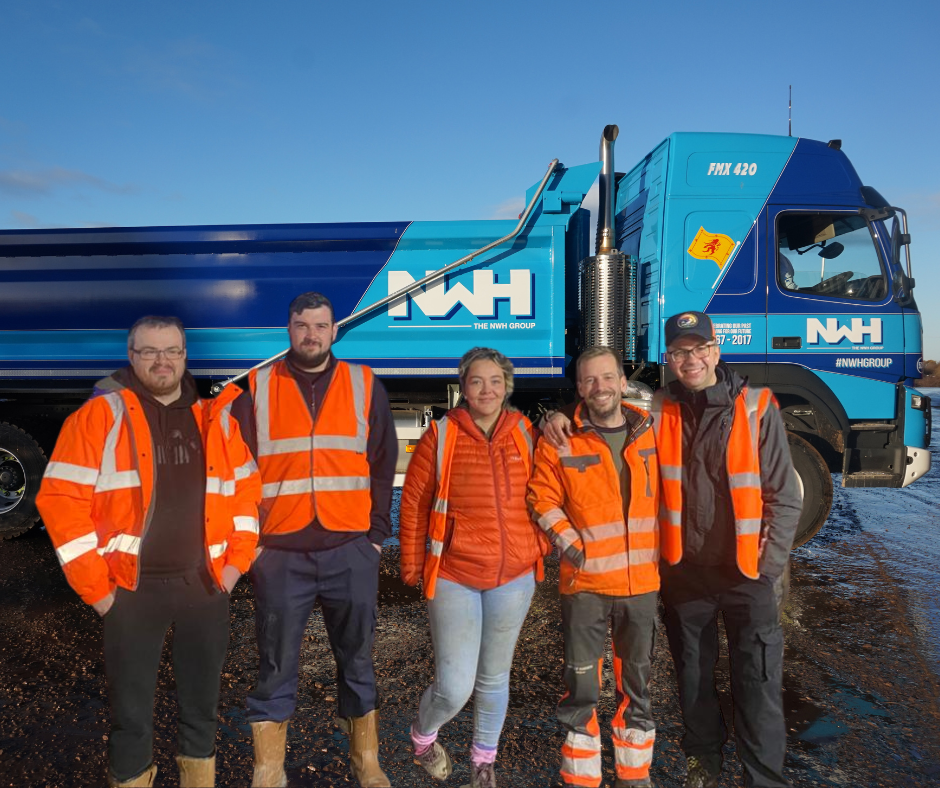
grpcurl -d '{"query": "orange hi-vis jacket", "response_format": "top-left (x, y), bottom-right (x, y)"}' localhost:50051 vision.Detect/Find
top-left (527, 401), bottom-right (660, 597)
top-left (651, 385), bottom-right (774, 579)
top-left (248, 359), bottom-right (373, 535)
top-left (36, 383), bottom-right (262, 606)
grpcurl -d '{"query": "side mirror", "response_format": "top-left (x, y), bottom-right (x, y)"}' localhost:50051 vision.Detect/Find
top-left (819, 242), bottom-right (844, 260)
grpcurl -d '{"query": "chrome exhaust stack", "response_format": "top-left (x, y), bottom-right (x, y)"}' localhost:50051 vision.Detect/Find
top-left (581, 125), bottom-right (637, 362)
top-left (596, 124), bottom-right (619, 254)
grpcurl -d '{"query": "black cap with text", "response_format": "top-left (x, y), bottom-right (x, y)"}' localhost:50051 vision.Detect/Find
top-left (664, 311), bottom-right (715, 346)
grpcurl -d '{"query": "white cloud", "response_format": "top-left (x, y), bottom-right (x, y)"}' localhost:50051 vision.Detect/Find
top-left (488, 196), bottom-right (524, 220)
top-left (9, 210), bottom-right (63, 229)
top-left (0, 167), bottom-right (138, 198)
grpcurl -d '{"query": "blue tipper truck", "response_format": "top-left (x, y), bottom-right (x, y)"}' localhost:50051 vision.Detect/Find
top-left (0, 126), bottom-right (930, 548)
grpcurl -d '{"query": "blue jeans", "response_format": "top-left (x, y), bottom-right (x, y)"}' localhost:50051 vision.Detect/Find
top-left (416, 573), bottom-right (535, 749)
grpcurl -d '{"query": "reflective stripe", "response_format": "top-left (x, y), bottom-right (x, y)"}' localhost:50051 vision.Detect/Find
top-left (44, 461), bottom-right (99, 486)
top-left (98, 533), bottom-right (141, 557)
top-left (552, 527), bottom-right (581, 553)
top-left (612, 727), bottom-right (656, 746)
top-left (581, 521), bottom-right (625, 542)
top-left (659, 464), bottom-right (682, 481)
top-left (736, 518), bottom-right (762, 535)
top-left (429, 539), bottom-right (444, 557)
top-left (219, 406), bottom-right (232, 440)
top-left (435, 418), bottom-right (450, 479)
top-left (206, 477), bottom-right (236, 497)
top-left (613, 745), bottom-right (654, 769)
top-left (261, 476), bottom-right (370, 498)
top-left (234, 516), bottom-right (259, 534)
top-left (100, 394), bottom-right (126, 478)
top-left (233, 459), bottom-right (258, 481)
top-left (566, 732), bottom-right (600, 752)
top-left (208, 541), bottom-right (228, 560)
top-left (659, 505), bottom-right (681, 526)
top-left (628, 516), bottom-right (658, 534)
top-left (433, 498), bottom-right (448, 515)
top-left (96, 471), bottom-right (142, 492)
top-left (537, 507), bottom-right (567, 531)
top-left (55, 532), bottom-right (99, 565)
top-left (517, 421), bottom-right (533, 457)
top-left (729, 472), bottom-right (761, 489)
top-left (561, 753), bottom-right (602, 778)
top-left (629, 548), bottom-right (659, 564)
top-left (584, 553), bottom-right (628, 573)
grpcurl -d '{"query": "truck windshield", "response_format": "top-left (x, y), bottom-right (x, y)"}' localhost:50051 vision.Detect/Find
top-left (776, 212), bottom-right (887, 301)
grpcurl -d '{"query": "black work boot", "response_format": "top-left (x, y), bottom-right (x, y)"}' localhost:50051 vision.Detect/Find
top-left (684, 755), bottom-right (720, 788)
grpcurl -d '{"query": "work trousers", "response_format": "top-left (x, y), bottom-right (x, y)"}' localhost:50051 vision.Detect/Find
top-left (660, 563), bottom-right (789, 788)
top-left (558, 591), bottom-right (658, 787)
top-left (103, 572), bottom-right (230, 782)
top-left (247, 537), bottom-right (380, 722)
top-left (416, 573), bottom-right (535, 749)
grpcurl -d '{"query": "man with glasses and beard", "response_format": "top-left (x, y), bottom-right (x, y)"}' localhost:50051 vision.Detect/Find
top-left (37, 316), bottom-right (261, 787)
top-left (231, 292), bottom-right (397, 788)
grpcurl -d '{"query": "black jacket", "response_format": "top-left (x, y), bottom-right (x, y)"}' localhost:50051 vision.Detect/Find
top-left (665, 362), bottom-right (801, 579)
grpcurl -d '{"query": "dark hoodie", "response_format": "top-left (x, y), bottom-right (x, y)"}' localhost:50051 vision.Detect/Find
top-left (98, 367), bottom-right (207, 576)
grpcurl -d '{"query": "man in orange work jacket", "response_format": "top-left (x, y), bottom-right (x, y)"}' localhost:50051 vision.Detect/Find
top-left (230, 291), bottom-right (398, 788)
top-left (36, 316), bottom-right (262, 788)
top-left (654, 311), bottom-right (801, 788)
top-left (528, 346), bottom-right (662, 788)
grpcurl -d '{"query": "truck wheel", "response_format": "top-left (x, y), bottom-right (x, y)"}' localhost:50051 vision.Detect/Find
top-left (788, 431), bottom-right (833, 548)
top-left (0, 422), bottom-right (47, 539)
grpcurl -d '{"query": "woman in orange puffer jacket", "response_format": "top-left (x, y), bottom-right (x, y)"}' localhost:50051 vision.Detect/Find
top-left (400, 347), bottom-right (549, 788)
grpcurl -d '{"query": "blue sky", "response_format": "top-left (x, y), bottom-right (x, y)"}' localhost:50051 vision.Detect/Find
top-left (2, 0), bottom-right (938, 353)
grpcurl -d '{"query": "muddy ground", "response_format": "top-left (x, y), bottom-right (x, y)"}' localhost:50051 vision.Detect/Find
top-left (1, 528), bottom-right (940, 788)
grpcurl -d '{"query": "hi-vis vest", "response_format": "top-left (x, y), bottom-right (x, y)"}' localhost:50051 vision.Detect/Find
top-left (37, 384), bottom-right (261, 606)
top-left (527, 401), bottom-right (660, 597)
top-left (651, 385), bottom-right (774, 579)
top-left (423, 412), bottom-right (534, 599)
top-left (249, 359), bottom-right (373, 535)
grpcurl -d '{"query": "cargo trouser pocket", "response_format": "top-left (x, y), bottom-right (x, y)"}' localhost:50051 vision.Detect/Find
top-left (754, 626), bottom-right (783, 683)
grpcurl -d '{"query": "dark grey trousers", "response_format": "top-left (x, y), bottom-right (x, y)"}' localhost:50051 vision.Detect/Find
top-left (558, 590), bottom-right (658, 735)
top-left (660, 563), bottom-right (789, 788)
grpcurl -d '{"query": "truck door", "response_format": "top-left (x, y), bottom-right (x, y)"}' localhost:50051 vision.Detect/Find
top-left (766, 206), bottom-right (901, 415)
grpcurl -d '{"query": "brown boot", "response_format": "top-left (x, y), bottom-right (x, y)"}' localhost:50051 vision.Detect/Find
top-left (344, 710), bottom-right (391, 787)
top-left (177, 753), bottom-right (216, 787)
top-left (108, 763), bottom-right (157, 787)
top-left (251, 720), bottom-right (288, 788)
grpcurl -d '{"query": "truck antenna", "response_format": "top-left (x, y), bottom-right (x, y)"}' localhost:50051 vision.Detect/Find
top-left (788, 85), bottom-right (792, 137)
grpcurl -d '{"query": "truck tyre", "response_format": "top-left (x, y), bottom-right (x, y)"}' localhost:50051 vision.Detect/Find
top-left (788, 431), bottom-right (833, 548)
top-left (0, 422), bottom-right (47, 540)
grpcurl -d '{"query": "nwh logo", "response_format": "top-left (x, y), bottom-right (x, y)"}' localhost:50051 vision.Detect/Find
top-left (387, 270), bottom-right (532, 318)
top-left (806, 318), bottom-right (883, 345)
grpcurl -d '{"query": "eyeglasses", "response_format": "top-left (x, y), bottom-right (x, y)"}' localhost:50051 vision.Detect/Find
top-left (666, 342), bottom-right (716, 362)
top-left (131, 347), bottom-right (185, 360)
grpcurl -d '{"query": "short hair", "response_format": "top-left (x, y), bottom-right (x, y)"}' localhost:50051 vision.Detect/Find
top-left (288, 292), bottom-right (334, 323)
top-left (576, 346), bottom-right (624, 380)
top-left (127, 316), bottom-right (186, 350)
top-left (458, 347), bottom-right (515, 399)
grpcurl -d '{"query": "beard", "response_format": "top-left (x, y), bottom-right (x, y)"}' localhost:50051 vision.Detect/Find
top-left (291, 343), bottom-right (331, 370)
top-left (585, 391), bottom-right (621, 422)
top-left (140, 366), bottom-right (182, 397)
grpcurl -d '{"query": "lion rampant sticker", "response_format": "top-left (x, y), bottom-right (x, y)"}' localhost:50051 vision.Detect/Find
top-left (687, 227), bottom-right (736, 270)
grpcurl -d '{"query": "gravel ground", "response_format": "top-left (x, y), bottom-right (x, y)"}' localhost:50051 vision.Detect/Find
top-left (1, 527), bottom-right (939, 787)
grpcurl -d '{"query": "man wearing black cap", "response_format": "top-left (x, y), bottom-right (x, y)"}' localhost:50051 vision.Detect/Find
top-left (653, 310), bottom-right (801, 788)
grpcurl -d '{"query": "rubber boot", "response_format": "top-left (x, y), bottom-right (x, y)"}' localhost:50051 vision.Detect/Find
top-left (177, 753), bottom-right (216, 787)
top-left (251, 720), bottom-right (289, 788)
top-left (343, 710), bottom-right (391, 787)
top-left (108, 763), bottom-right (157, 787)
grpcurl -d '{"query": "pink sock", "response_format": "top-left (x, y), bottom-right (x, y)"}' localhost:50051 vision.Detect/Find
top-left (471, 742), bottom-right (497, 766)
top-left (411, 723), bottom-right (437, 756)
